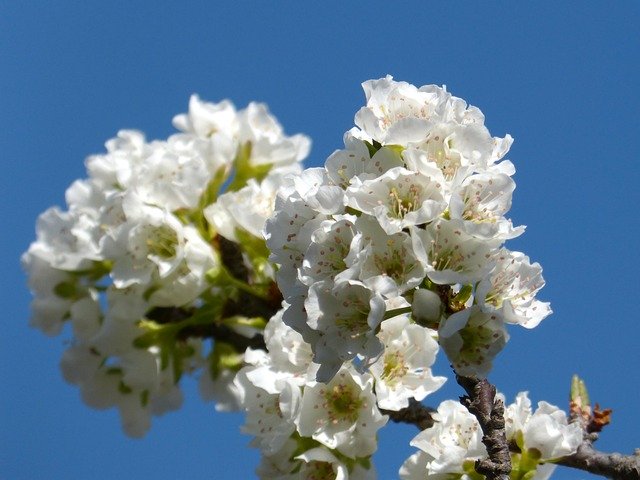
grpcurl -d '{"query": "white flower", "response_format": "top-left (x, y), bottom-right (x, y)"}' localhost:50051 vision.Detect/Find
top-left (296, 446), bottom-right (376, 480)
top-left (86, 130), bottom-right (150, 193)
top-left (353, 217), bottom-right (426, 298)
top-left (476, 249), bottom-right (552, 329)
top-left (400, 451), bottom-right (478, 480)
top-left (244, 307), bottom-right (315, 394)
top-left (28, 206), bottom-right (101, 270)
top-left (325, 131), bottom-right (404, 189)
top-left (60, 341), bottom-right (182, 439)
top-left (411, 219), bottom-right (497, 285)
top-left (256, 438), bottom-right (298, 479)
top-left (104, 196), bottom-right (186, 288)
top-left (291, 168), bottom-right (344, 215)
top-left (371, 315), bottom-right (446, 410)
top-left (128, 139), bottom-right (211, 211)
top-left (439, 306), bottom-right (509, 377)
top-left (147, 225), bottom-right (219, 307)
top-left (69, 290), bottom-right (102, 342)
top-left (506, 393), bottom-right (583, 460)
top-left (22, 253), bottom-right (76, 336)
top-left (238, 102), bottom-right (311, 167)
top-left (296, 366), bottom-right (387, 458)
top-left (354, 76), bottom-right (449, 145)
top-left (305, 280), bottom-right (385, 381)
top-left (90, 306), bottom-right (144, 357)
top-left (173, 94), bottom-right (239, 140)
top-left (235, 369), bottom-right (301, 455)
top-left (504, 391), bottom-right (533, 440)
top-left (346, 167), bottom-right (446, 235)
top-left (117, 391), bottom-right (152, 438)
top-left (206, 168), bottom-right (301, 241)
top-left (449, 172), bottom-right (524, 240)
top-left (408, 400), bottom-right (485, 475)
top-left (402, 122), bottom-right (493, 187)
top-left (300, 217), bottom-right (359, 288)
top-left (265, 186), bottom-right (327, 299)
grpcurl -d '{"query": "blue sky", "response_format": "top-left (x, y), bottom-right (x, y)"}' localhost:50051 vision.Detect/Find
top-left (1, 2), bottom-right (638, 479)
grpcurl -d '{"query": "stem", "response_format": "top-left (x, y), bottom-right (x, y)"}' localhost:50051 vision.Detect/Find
top-left (221, 269), bottom-right (270, 302)
top-left (383, 306), bottom-right (412, 320)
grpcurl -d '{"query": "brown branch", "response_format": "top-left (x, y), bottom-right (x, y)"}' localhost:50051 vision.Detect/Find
top-left (556, 436), bottom-right (640, 480)
top-left (456, 374), bottom-right (511, 480)
top-left (381, 398), bottom-right (436, 430)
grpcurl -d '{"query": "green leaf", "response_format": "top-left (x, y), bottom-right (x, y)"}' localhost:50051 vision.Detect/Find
top-left (234, 228), bottom-right (274, 282)
top-left (571, 374), bottom-right (590, 408)
top-left (222, 315), bottom-right (267, 330)
top-left (235, 228), bottom-right (270, 260)
top-left (201, 165), bottom-right (230, 208)
top-left (365, 140), bottom-right (383, 157)
top-left (227, 142), bottom-right (274, 192)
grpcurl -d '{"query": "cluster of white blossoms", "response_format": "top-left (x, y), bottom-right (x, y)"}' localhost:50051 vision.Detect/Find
top-left (23, 95), bottom-right (310, 436)
top-left (235, 311), bottom-right (386, 479)
top-left (26, 78), bottom-right (583, 479)
top-left (265, 75), bottom-right (551, 382)
top-left (400, 392), bottom-right (583, 480)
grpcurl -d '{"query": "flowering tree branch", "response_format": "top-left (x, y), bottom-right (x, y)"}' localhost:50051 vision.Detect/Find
top-left (23, 78), bottom-right (640, 478)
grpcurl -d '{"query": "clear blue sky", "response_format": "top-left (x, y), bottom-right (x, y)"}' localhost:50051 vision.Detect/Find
top-left (1, 2), bottom-right (638, 479)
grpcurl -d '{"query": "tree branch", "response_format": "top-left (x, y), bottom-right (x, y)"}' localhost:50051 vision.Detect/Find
top-left (381, 398), bottom-right (436, 430)
top-left (456, 374), bottom-right (512, 480)
top-left (556, 437), bottom-right (640, 480)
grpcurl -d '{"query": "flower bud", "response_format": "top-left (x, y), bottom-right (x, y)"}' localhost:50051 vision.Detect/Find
top-left (411, 288), bottom-right (442, 324)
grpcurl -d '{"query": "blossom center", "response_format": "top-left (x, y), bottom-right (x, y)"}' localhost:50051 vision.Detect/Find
top-left (324, 383), bottom-right (363, 424)
top-left (334, 298), bottom-right (370, 336)
top-left (374, 243), bottom-right (414, 281)
top-left (388, 184), bottom-right (421, 219)
top-left (145, 225), bottom-right (178, 259)
top-left (301, 461), bottom-right (336, 480)
top-left (381, 350), bottom-right (408, 387)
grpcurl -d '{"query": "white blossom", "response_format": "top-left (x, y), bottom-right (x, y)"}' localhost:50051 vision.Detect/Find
top-left (235, 369), bottom-right (301, 455)
top-left (370, 315), bottom-right (446, 410)
top-left (305, 280), bottom-right (385, 381)
top-left (345, 167), bottom-right (446, 235)
top-left (439, 306), bottom-right (509, 377)
top-left (411, 219), bottom-right (497, 285)
top-left (296, 366), bottom-right (387, 458)
top-left (476, 249), bottom-right (552, 328)
top-left (407, 400), bottom-right (485, 475)
top-left (325, 131), bottom-right (404, 189)
top-left (504, 392), bottom-right (583, 460)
